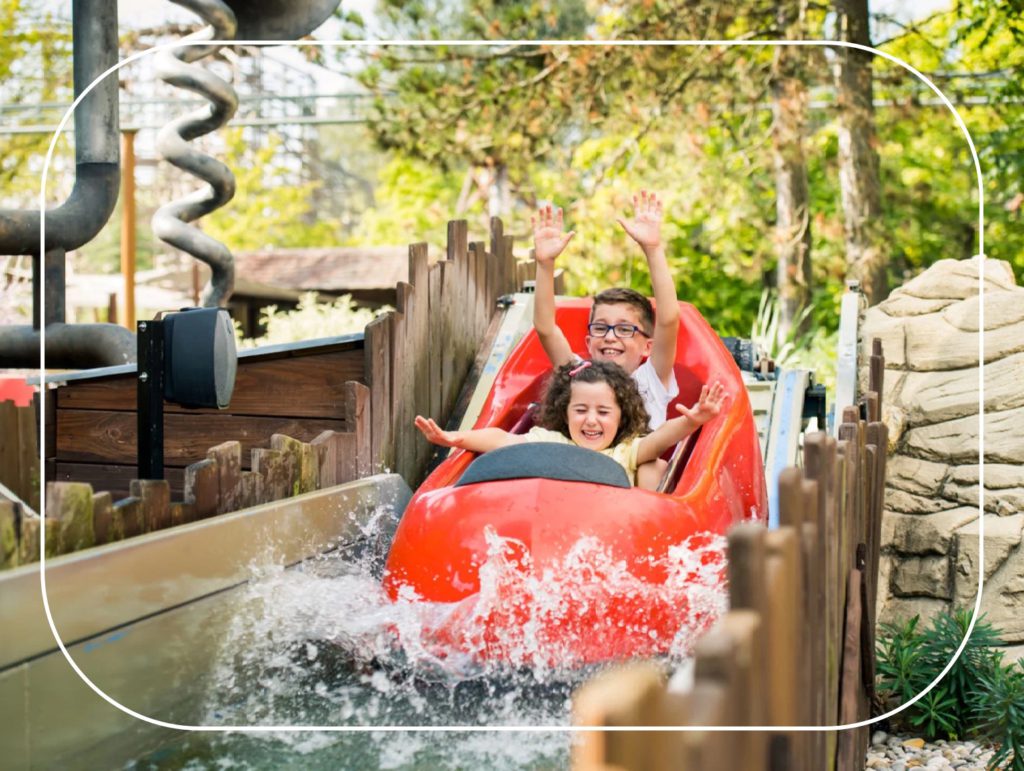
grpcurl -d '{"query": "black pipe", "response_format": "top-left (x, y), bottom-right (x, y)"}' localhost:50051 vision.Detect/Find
top-left (0, 0), bottom-right (120, 256)
top-left (0, 0), bottom-right (131, 369)
top-left (0, 323), bottom-right (135, 369)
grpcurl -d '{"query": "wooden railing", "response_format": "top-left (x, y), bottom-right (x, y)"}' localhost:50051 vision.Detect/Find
top-left (574, 340), bottom-right (888, 771)
top-left (3, 217), bottom-right (529, 568)
top-left (363, 217), bottom-right (523, 485)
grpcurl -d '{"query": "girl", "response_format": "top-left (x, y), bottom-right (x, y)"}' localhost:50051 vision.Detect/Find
top-left (414, 360), bottom-right (726, 489)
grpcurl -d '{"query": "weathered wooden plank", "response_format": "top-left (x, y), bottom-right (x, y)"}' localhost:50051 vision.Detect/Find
top-left (55, 461), bottom-right (185, 503)
top-left (727, 522), bottom-right (767, 615)
top-left (364, 312), bottom-right (393, 474)
top-left (252, 448), bottom-right (291, 503)
top-left (129, 478), bottom-right (171, 532)
top-left (55, 347), bottom-right (364, 419)
top-left (1, 500), bottom-right (18, 568)
top-left (18, 512), bottom-right (40, 564)
top-left (46, 482), bottom-right (95, 554)
top-left (183, 458), bottom-right (219, 518)
top-left (207, 441), bottom-right (242, 514)
top-left (112, 495), bottom-right (143, 539)
top-left (91, 491), bottom-right (114, 544)
top-left (0, 403), bottom-right (20, 502)
top-left (502, 234), bottom-right (516, 294)
top-left (409, 243), bottom-right (431, 482)
top-left (836, 567), bottom-right (867, 771)
top-left (869, 338), bottom-right (885, 420)
top-left (55, 409), bottom-right (345, 467)
top-left (343, 382), bottom-right (372, 479)
top-left (310, 431), bottom-right (338, 489)
top-left (271, 434), bottom-right (309, 496)
top-left (439, 259), bottom-right (459, 423)
top-left (428, 262), bottom-right (444, 426)
top-left (764, 528), bottom-right (801, 727)
top-left (169, 501), bottom-right (196, 527)
top-left (573, 663), bottom-right (676, 771)
top-left (392, 282), bottom-right (417, 484)
top-left (237, 471), bottom-right (263, 510)
top-left (469, 241), bottom-right (486, 343)
top-left (695, 611), bottom-right (764, 738)
top-left (488, 217), bottom-right (503, 311)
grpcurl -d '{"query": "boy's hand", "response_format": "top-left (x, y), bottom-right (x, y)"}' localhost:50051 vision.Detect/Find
top-left (675, 381), bottom-right (727, 425)
top-left (414, 416), bottom-right (466, 448)
top-left (531, 204), bottom-right (575, 265)
top-left (617, 190), bottom-right (664, 251)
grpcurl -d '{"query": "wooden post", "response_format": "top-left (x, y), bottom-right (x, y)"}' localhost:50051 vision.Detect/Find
top-left (364, 313), bottom-right (393, 474)
top-left (120, 129), bottom-right (137, 331)
top-left (573, 663), bottom-right (678, 771)
top-left (344, 381), bottom-right (372, 479)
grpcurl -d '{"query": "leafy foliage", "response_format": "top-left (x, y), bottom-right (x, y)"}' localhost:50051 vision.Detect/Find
top-left (202, 128), bottom-right (343, 252)
top-left (238, 292), bottom-right (390, 349)
top-left (876, 610), bottom-right (1024, 768)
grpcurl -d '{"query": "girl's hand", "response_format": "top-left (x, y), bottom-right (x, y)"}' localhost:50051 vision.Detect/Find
top-left (414, 416), bottom-right (466, 448)
top-left (675, 381), bottom-right (727, 425)
top-left (617, 190), bottom-right (663, 251)
top-left (531, 204), bottom-right (575, 265)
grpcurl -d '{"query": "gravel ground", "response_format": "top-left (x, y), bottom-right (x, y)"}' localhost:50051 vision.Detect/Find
top-left (865, 731), bottom-right (997, 770)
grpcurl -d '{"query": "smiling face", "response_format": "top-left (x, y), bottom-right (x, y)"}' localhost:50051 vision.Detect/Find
top-left (566, 380), bottom-right (622, 452)
top-left (585, 302), bottom-right (654, 374)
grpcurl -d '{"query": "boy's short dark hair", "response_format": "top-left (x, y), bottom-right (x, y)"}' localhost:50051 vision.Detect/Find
top-left (590, 288), bottom-right (655, 335)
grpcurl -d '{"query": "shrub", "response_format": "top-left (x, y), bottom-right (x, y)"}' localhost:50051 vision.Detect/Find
top-left (876, 609), bottom-right (1024, 769)
top-left (238, 292), bottom-right (390, 349)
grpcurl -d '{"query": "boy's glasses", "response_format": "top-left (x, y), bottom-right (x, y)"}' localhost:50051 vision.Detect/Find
top-left (587, 322), bottom-right (650, 339)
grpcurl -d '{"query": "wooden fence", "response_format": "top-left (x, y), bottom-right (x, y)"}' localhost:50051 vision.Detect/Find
top-left (2, 422), bottom-right (370, 569)
top-left (363, 217), bottom-right (524, 485)
top-left (0, 397), bottom-right (39, 512)
top-left (574, 340), bottom-right (888, 771)
top-left (3, 217), bottom-right (529, 568)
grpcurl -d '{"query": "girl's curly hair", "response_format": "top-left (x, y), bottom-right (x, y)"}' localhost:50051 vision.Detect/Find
top-left (536, 360), bottom-right (650, 445)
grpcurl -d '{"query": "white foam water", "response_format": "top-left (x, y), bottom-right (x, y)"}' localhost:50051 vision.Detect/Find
top-left (127, 505), bottom-right (728, 769)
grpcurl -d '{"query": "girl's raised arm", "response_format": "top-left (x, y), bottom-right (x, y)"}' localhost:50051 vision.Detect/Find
top-left (635, 382), bottom-right (727, 465)
top-left (414, 416), bottom-right (525, 454)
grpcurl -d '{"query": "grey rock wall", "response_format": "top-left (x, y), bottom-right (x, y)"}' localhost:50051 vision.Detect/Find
top-left (862, 258), bottom-right (1024, 641)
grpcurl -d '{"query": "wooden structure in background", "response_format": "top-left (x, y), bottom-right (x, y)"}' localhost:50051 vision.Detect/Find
top-left (2, 218), bottom-right (527, 569)
top-left (0, 399), bottom-right (39, 512)
top-left (574, 340), bottom-right (888, 771)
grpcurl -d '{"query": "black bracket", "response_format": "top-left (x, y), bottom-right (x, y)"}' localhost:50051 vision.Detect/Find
top-left (137, 318), bottom-right (166, 480)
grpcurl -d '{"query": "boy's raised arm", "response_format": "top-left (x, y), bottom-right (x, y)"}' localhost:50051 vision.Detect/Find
top-left (618, 191), bottom-right (680, 388)
top-left (532, 204), bottom-right (576, 368)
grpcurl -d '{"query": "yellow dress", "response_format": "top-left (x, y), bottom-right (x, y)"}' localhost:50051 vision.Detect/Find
top-left (523, 426), bottom-right (643, 486)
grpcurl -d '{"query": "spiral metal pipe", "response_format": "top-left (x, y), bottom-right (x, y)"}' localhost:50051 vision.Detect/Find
top-left (151, 0), bottom-right (239, 307)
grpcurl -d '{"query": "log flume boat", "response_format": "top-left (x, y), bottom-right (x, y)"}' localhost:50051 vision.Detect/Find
top-left (383, 299), bottom-right (768, 666)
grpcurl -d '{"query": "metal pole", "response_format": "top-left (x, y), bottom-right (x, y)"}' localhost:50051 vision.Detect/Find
top-left (120, 130), bottom-right (137, 330)
top-left (136, 319), bottom-right (164, 480)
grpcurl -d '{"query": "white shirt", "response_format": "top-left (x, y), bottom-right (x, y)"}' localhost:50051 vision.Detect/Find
top-left (632, 358), bottom-right (679, 430)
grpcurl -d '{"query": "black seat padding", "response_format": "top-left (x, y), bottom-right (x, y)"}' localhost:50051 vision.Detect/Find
top-left (455, 442), bottom-right (631, 489)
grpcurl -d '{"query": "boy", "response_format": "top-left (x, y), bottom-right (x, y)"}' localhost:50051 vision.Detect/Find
top-left (531, 190), bottom-right (681, 489)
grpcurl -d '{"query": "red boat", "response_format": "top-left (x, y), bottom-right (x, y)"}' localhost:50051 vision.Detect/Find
top-left (383, 298), bottom-right (767, 665)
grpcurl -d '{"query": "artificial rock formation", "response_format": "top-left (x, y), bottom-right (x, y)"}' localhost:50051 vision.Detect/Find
top-left (863, 258), bottom-right (1024, 641)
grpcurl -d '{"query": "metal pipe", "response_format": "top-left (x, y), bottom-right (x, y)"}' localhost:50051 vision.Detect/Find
top-left (0, 323), bottom-right (135, 369)
top-left (0, 0), bottom-right (120, 256)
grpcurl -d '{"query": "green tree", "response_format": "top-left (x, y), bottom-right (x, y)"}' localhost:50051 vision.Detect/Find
top-left (201, 128), bottom-right (343, 252)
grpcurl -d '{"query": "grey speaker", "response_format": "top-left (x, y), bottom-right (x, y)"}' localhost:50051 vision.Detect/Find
top-left (162, 308), bottom-right (237, 409)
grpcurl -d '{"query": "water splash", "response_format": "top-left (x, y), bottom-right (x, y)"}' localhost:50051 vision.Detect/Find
top-left (149, 506), bottom-right (728, 767)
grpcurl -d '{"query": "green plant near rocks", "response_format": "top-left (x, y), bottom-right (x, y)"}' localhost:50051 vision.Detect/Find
top-left (876, 609), bottom-right (1024, 770)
